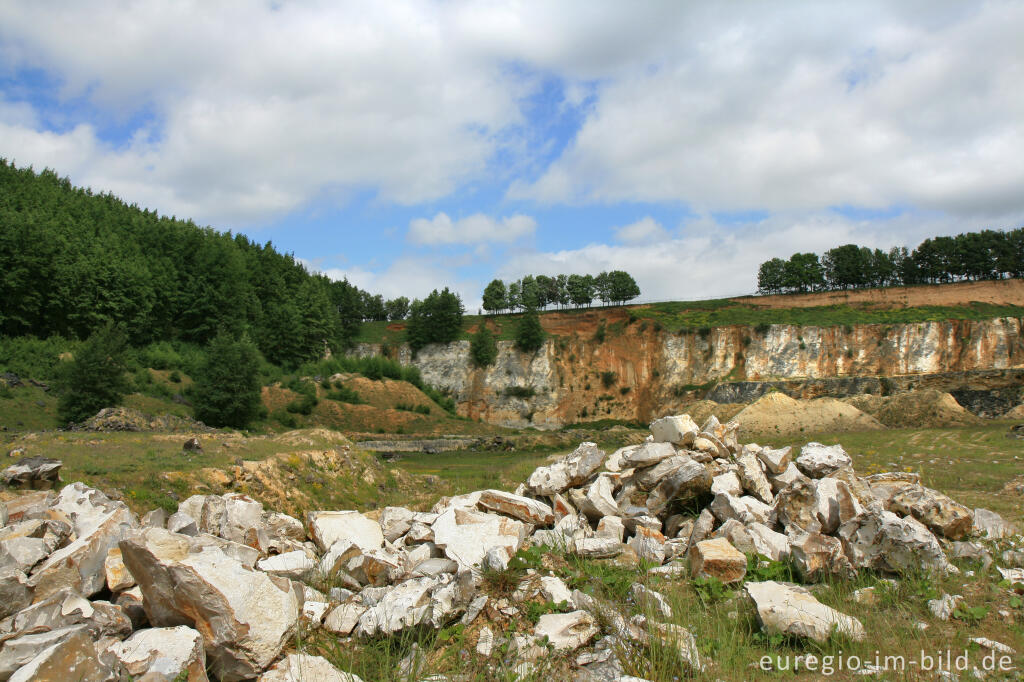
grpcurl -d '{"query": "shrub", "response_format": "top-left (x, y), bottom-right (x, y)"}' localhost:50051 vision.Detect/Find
top-left (168, 370), bottom-right (182, 383)
top-left (515, 307), bottom-right (546, 353)
top-left (55, 323), bottom-right (131, 424)
top-left (593, 321), bottom-right (606, 344)
top-left (600, 371), bottom-right (617, 388)
top-left (503, 386), bottom-right (536, 399)
top-left (619, 386), bottom-right (631, 395)
top-left (755, 322), bottom-right (771, 335)
top-left (470, 322), bottom-right (498, 367)
top-left (191, 331), bottom-right (264, 428)
top-left (326, 385), bottom-right (363, 404)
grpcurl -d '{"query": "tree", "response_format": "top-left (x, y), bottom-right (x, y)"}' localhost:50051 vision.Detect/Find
top-left (607, 270), bottom-right (641, 304)
top-left (470, 320), bottom-right (498, 367)
top-left (482, 279), bottom-right (507, 313)
top-left (594, 272), bottom-right (612, 305)
top-left (191, 331), bottom-right (263, 428)
top-left (784, 253), bottom-right (824, 292)
top-left (405, 288), bottom-right (465, 352)
top-left (757, 258), bottom-right (787, 294)
top-left (56, 323), bottom-right (131, 423)
top-left (385, 296), bottom-right (410, 320)
top-left (515, 306), bottom-right (546, 352)
top-left (566, 274), bottom-right (594, 307)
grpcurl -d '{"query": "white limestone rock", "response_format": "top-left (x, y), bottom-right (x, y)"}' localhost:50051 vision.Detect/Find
top-left (431, 507), bottom-right (529, 569)
top-left (534, 610), bottom-right (599, 651)
top-left (106, 626), bottom-right (207, 681)
top-left (257, 550), bottom-right (316, 581)
top-left (525, 442), bottom-right (605, 496)
top-left (745, 580), bottom-right (865, 643)
top-left (795, 443), bottom-right (852, 478)
top-left (259, 654), bottom-right (363, 682)
top-left (477, 489), bottom-right (554, 525)
top-left (649, 415), bottom-right (700, 447)
top-left (306, 511), bottom-right (384, 553)
top-left (119, 527), bottom-right (300, 680)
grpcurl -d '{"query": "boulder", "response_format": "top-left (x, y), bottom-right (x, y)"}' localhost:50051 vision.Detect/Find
top-left (256, 550), bottom-right (316, 581)
top-left (378, 507), bottom-right (415, 543)
top-left (307, 511), bottom-right (384, 554)
top-left (106, 626), bottom-right (207, 681)
top-left (746, 523), bottom-right (790, 562)
top-left (120, 527), bottom-right (300, 681)
top-left (629, 583), bottom-right (672, 619)
top-left (888, 485), bottom-right (973, 540)
top-left (973, 508), bottom-right (1016, 539)
top-left (346, 549), bottom-right (406, 587)
top-left (1, 490), bottom-right (54, 524)
top-left (745, 581), bottom-right (865, 643)
top-left (690, 538), bottom-right (746, 583)
top-left (0, 625), bottom-right (92, 678)
top-left (772, 479), bottom-right (821, 534)
top-left (795, 443), bottom-right (852, 478)
top-left (177, 493), bottom-right (265, 545)
top-left (7, 628), bottom-right (117, 682)
top-left (324, 602), bottom-right (369, 636)
top-left (768, 463), bottom-right (807, 494)
top-left (649, 415), bottom-right (700, 446)
top-left (1, 457), bottom-right (62, 490)
top-left (645, 459), bottom-right (712, 514)
top-left (648, 622), bottom-right (703, 672)
top-left (259, 654), bottom-right (362, 682)
top-left (0, 536), bottom-right (51, 574)
top-left (0, 568), bottom-right (32, 619)
top-left (789, 531), bottom-right (854, 581)
top-left (477, 490), bottom-right (554, 525)
top-left (736, 453), bottom-right (773, 504)
top-left (533, 610), bottom-right (599, 651)
top-left (709, 493), bottom-right (770, 526)
top-left (525, 442), bottom-right (605, 496)
top-left (634, 455), bottom-right (691, 491)
top-left (596, 516), bottom-right (625, 542)
top-left (620, 442), bottom-right (676, 468)
top-left (354, 572), bottom-right (474, 637)
top-left (29, 483), bottom-right (136, 600)
top-left (431, 507), bottom-right (529, 568)
top-left (571, 537), bottom-right (623, 559)
top-left (812, 478), bottom-right (864, 534)
top-left (756, 446), bottom-right (792, 475)
top-left (12, 589), bottom-right (132, 639)
top-left (711, 471), bottom-right (742, 497)
top-left (577, 475), bottom-right (619, 520)
top-left (710, 519), bottom-right (756, 555)
top-left (627, 526), bottom-right (666, 564)
top-left (183, 437), bottom-right (203, 452)
top-left (103, 547), bottom-right (134, 592)
top-left (839, 508), bottom-right (955, 575)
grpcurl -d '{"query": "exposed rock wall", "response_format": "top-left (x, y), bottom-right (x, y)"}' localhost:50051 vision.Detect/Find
top-left (353, 317), bottom-right (1024, 428)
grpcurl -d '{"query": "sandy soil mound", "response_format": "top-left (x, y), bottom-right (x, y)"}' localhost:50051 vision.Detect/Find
top-left (734, 391), bottom-right (884, 437)
top-left (679, 399), bottom-right (745, 426)
top-left (1003, 403), bottom-right (1024, 420)
top-left (844, 389), bottom-right (983, 428)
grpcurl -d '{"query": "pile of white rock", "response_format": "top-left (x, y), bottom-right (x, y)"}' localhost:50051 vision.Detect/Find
top-left (0, 413), bottom-right (1019, 681)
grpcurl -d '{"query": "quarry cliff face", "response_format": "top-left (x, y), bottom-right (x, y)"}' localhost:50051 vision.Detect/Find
top-left (354, 317), bottom-right (1024, 428)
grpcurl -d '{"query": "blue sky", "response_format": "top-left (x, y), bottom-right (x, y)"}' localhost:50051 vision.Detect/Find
top-left (2, 1), bottom-right (1023, 310)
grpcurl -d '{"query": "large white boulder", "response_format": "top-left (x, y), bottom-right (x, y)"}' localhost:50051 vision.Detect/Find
top-left (259, 654), bottom-right (363, 682)
top-left (839, 508), bottom-right (956, 575)
top-left (795, 443), bottom-right (852, 478)
top-left (106, 626), bottom-right (207, 681)
top-left (477, 490), bottom-right (554, 525)
top-left (525, 442), bottom-right (605, 496)
top-left (431, 507), bottom-right (529, 568)
top-left (745, 581), bottom-right (864, 643)
top-left (120, 528), bottom-right (300, 681)
top-left (649, 415), bottom-right (700, 446)
top-left (533, 610), bottom-right (599, 651)
top-left (307, 511), bottom-right (384, 553)
top-left (29, 483), bottom-right (136, 600)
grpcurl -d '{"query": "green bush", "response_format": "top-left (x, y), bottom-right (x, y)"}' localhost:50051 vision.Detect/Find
top-left (191, 332), bottom-right (264, 428)
top-left (0, 335), bottom-right (76, 381)
top-left (470, 322), bottom-right (498, 367)
top-left (503, 386), bottom-right (536, 399)
top-left (515, 307), bottom-right (546, 353)
top-left (326, 385), bottom-right (363, 404)
top-left (593, 321), bottom-right (606, 344)
top-left (600, 371), bottom-right (617, 388)
top-left (55, 323), bottom-right (131, 424)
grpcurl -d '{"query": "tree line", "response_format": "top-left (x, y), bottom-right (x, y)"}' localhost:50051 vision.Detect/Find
top-left (481, 271), bottom-right (640, 313)
top-left (757, 228), bottom-right (1024, 295)
top-left (0, 160), bottom-right (392, 367)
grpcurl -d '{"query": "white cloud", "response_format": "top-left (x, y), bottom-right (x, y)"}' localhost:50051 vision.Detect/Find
top-left (614, 216), bottom-right (669, 244)
top-left (315, 257), bottom-right (484, 312)
top-left (509, 2), bottom-right (1024, 219)
top-left (408, 212), bottom-right (536, 245)
top-left (498, 210), bottom-right (995, 301)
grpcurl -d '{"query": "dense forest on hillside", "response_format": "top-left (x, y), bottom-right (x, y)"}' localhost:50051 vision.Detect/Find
top-left (759, 229), bottom-right (1024, 294)
top-left (0, 160), bottom-right (381, 367)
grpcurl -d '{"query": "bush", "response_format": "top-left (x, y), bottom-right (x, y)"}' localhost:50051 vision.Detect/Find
top-left (168, 370), bottom-right (182, 383)
top-left (515, 307), bottom-right (546, 353)
top-left (503, 386), bottom-right (536, 399)
top-left (191, 331), bottom-right (264, 428)
top-left (600, 371), bottom-right (617, 388)
top-left (326, 385), bottom-right (363, 404)
top-left (593, 321), bottom-right (606, 344)
top-left (470, 322), bottom-right (498, 367)
top-left (755, 322), bottom-right (771, 335)
top-left (0, 335), bottom-right (76, 382)
top-left (55, 323), bottom-right (131, 424)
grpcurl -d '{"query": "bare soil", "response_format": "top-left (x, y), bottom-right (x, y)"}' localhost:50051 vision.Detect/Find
top-left (844, 389), bottom-right (983, 428)
top-left (732, 278), bottom-right (1024, 310)
top-left (733, 391), bottom-right (885, 437)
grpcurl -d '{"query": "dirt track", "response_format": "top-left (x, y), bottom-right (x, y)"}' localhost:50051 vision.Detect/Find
top-left (731, 278), bottom-right (1024, 310)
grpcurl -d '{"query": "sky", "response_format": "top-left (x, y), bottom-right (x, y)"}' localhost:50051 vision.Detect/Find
top-left (2, 1), bottom-right (1024, 311)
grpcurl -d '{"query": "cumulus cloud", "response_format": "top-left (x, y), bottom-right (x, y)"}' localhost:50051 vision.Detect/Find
top-left (614, 216), bottom-right (669, 244)
top-left (499, 210), bottom-right (991, 301)
top-left (509, 2), bottom-right (1024, 219)
top-left (408, 212), bottom-right (536, 245)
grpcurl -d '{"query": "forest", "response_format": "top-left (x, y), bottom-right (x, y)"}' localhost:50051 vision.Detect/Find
top-left (758, 229), bottom-right (1024, 295)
